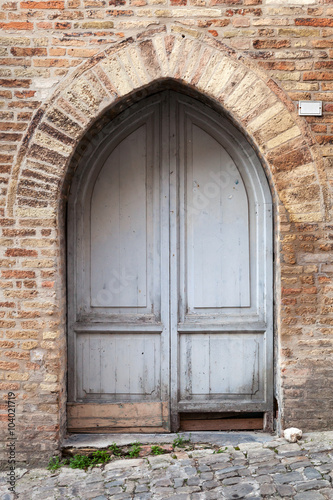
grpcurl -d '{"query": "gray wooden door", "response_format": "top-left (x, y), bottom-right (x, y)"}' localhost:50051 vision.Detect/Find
top-left (67, 91), bottom-right (273, 432)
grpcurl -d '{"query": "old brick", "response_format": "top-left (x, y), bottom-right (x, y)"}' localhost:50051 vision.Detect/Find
top-left (11, 47), bottom-right (47, 56)
top-left (0, 341), bottom-right (15, 348)
top-left (20, 1), bottom-right (65, 8)
top-left (5, 351), bottom-right (30, 359)
top-left (253, 39), bottom-right (291, 49)
top-left (0, 21), bottom-right (33, 29)
top-left (0, 79), bottom-right (31, 87)
top-left (46, 108), bottom-right (82, 136)
top-left (79, 21), bottom-right (114, 28)
top-left (295, 18), bottom-right (333, 27)
top-left (6, 330), bottom-right (38, 339)
top-left (106, 9), bottom-right (134, 15)
top-left (0, 361), bottom-right (19, 370)
top-left (5, 248), bottom-right (38, 257)
top-left (304, 71), bottom-right (333, 80)
top-left (28, 143), bottom-right (67, 165)
top-left (0, 383), bottom-right (19, 390)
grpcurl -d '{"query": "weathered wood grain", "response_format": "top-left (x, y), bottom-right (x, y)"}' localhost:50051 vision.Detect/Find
top-left (67, 402), bottom-right (169, 432)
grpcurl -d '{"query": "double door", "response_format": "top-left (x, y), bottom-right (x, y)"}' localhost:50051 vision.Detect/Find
top-left (67, 91), bottom-right (273, 432)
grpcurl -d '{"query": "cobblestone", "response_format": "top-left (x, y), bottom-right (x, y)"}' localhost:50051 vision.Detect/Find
top-left (1, 432), bottom-right (333, 499)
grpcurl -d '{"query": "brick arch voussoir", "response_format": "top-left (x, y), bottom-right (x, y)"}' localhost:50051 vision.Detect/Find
top-left (9, 30), bottom-right (327, 223)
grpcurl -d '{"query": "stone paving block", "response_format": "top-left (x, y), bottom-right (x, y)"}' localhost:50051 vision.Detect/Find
top-left (174, 477), bottom-right (185, 487)
top-left (164, 495), bottom-right (190, 500)
top-left (277, 483), bottom-right (297, 496)
top-left (190, 449), bottom-right (215, 458)
top-left (223, 476), bottom-right (247, 486)
top-left (296, 479), bottom-right (331, 492)
top-left (256, 474), bottom-right (273, 484)
top-left (175, 485), bottom-right (201, 493)
top-left (152, 486), bottom-right (174, 495)
top-left (260, 483), bottom-right (276, 495)
top-left (2, 493), bottom-right (14, 500)
top-left (318, 464), bottom-right (333, 474)
top-left (310, 453), bottom-right (332, 465)
top-left (277, 443), bottom-right (303, 453)
top-left (253, 464), bottom-right (287, 475)
top-left (105, 458), bottom-right (145, 470)
top-left (187, 477), bottom-right (200, 486)
top-left (318, 489), bottom-right (333, 499)
top-left (304, 467), bottom-right (323, 480)
top-left (153, 477), bottom-right (172, 487)
top-left (222, 481), bottom-right (257, 499)
top-left (290, 461), bottom-right (313, 470)
top-left (263, 439), bottom-right (287, 448)
top-left (273, 471), bottom-right (304, 484)
top-left (105, 479), bottom-right (124, 487)
top-left (294, 491), bottom-right (326, 500)
top-left (202, 479), bottom-right (220, 490)
top-left (197, 454), bottom-right (230, 465)
top-left (184, 466), bottom-right (197, 475)
top-left (135, 484), bottom-right (149, 493)
top-left (197, 465), bottom-right (211, 472)
top-left (105, 485), bottom-right (123, 494)
top-left (199, 472), bottom-right (214, 480)
top-left (80, 490), bottom-right (106, 499)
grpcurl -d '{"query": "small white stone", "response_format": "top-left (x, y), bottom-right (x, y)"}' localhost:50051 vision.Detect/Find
top-left (284, 427), bottom-right (303, 443)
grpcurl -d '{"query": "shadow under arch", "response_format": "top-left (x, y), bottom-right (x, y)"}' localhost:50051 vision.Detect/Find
top-left (62, 78), bottom-right (278, 207)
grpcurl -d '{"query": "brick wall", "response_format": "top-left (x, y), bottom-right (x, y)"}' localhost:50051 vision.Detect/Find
top-left (1, 0), bottom-right (333, 467)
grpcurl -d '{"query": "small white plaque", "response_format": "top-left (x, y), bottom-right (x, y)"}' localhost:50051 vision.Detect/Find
top-left (299, 101), bottom-right (322, 116)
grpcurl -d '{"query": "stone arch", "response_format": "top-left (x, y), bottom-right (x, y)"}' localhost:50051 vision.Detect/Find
top-left (8, 30), bottom-right (327, 223)
top-left (5, 29), bottom-right (331, 441)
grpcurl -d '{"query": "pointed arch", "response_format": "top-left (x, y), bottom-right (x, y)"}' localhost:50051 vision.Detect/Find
top-left (7, 30), bottom-right (327, 223)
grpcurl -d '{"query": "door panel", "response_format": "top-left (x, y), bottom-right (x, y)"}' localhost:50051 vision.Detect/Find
top-left (76, 333), bottom-right (161, 401)
top-left (179, 333), bottom-right (263, 400)
top-left (67, 91), bottom-right (273, 432)
top-left (68, 97), bottom-right (170, 431)
top-left (188, 124), bottom-right (250, 309)
top-left (91, 125), bottom-right (148, 308)
top-left (175, 93), bottom-right (272, 422)
top-left (78, 107), bottom-right (162, 322)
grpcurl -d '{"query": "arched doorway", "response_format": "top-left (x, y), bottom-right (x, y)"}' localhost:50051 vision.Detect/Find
top-left (67, 90), bottom-right (273, 433)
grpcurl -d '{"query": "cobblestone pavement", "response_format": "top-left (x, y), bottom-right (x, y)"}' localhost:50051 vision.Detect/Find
top-left (1, 431), bottom-right (333, 499)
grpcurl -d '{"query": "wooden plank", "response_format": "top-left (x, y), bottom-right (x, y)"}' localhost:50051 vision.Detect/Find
top-left (67, 402), bottom-right (169, 431)
top-left (180, 417), bottom-right (263, 431)
top-left (68, 426), bottom-right (170, 434)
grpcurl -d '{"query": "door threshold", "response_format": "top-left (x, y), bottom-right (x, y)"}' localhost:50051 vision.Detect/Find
top-left (180, 412), bottom-right (264, 432)
top-left (62, 431), bottom-right (275, 451)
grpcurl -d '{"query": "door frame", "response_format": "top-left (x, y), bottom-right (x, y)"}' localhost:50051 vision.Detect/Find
top-left (66, 88), bottom-right (274, 432)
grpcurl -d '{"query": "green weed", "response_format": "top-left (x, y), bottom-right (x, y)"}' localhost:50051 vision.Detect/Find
top-left (68, 454), bottom-right (92, 469)
top-left (215, 446), bottom-right (228, 454)
top-left (109, 442), bottom-right (122, 457)
top-left (173, 433), bottom-right (191, 448)
top-left (90, 450), bottom-right (110, 465)
top-left (127, 441), bottom-right (141, 458)
top-left (151, 445), bottom-right (164, 455)
top-left (47, 456), bottom-right (63, 471)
